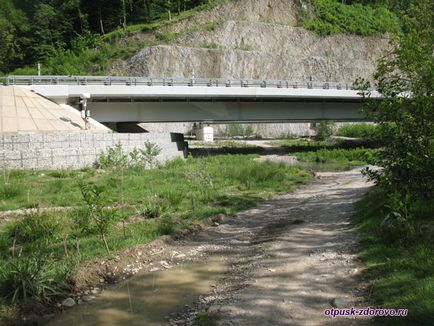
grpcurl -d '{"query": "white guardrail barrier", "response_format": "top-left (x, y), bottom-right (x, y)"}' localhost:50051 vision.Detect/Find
top-left (1, 75), bottom-right (368, 91)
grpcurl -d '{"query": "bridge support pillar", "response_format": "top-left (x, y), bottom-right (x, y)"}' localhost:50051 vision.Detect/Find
top-left (196, 125), bottom-right (214, 142)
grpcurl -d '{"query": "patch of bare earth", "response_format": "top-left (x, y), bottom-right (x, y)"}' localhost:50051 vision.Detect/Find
top-left (167, 167), bottom-right (374, 325)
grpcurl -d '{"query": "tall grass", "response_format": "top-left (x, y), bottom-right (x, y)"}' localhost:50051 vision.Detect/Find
top-left (355, 190), bottom-right (434, 325)
top-left (294, 148), bottom-right (378, 166)
top-left (0, 155), bottom-right (311, 314)
top-left (335, 124), bottom-right (378, 139)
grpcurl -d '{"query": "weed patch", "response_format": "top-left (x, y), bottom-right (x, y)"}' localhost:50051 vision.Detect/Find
top-left (355, 190), bottom-right (434, 325)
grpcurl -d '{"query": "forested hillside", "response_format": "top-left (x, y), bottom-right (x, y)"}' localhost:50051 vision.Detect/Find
top-left (0, 0), bottom-right (409, 75)
top-left (0, 0), bottom-right (211, 74)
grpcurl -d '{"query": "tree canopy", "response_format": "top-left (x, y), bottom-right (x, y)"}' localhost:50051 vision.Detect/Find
top-left (0, 0), bottom-right (208, 73)
top-left (358, 0), bottom-right (434, 220)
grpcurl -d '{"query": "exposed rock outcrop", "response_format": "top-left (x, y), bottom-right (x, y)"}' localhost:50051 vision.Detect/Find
top-left (113, 0), bottom-right (389, 83)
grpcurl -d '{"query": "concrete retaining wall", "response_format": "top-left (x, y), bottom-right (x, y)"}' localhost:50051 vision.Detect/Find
top-left (0, 132), bottom-right (185, 170)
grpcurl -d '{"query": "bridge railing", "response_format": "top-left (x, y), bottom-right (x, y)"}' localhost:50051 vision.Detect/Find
top-left (2, 75), bottom-right (359, 90)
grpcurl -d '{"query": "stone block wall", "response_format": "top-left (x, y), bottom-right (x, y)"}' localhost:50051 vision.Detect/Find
top-left (0, 132), bottom-right (185, 170)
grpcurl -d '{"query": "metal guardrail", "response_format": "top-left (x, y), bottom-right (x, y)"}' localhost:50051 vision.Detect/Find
top-left (1, 75), bottom-right (358, 91)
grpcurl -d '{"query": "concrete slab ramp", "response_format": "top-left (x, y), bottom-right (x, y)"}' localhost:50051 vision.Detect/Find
top-left (0, 86), bottom-right (109, 132)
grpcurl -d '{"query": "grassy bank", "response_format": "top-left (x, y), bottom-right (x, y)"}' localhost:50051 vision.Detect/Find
top-left (0, 155), bottom-right (311, 320)
top-left (10, 0), bottom-right (227, 76)
top-left (355, 190), bottom-right (434, 325)
top-left (293, 148), bottom-right (378, 171)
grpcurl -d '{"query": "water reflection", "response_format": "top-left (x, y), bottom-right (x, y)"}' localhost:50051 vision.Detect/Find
top-left (47, 257), bottom-right (226, 326)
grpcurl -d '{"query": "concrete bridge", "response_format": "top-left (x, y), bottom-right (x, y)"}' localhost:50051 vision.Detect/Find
top-left (4, 76), bottom-right (378, 124)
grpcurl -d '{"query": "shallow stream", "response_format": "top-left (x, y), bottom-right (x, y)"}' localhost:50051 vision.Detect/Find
top-left (46, 257), bottom-right (227, 325)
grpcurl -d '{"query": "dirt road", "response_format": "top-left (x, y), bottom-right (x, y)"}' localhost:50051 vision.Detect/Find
top-left (52, 166), bottom-right (374, 326)
top-left (168, 167), bottom-right (374, 325)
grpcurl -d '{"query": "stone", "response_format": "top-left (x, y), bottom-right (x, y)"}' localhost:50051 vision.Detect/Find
top-left (208, 305), bottom-right (221, 314)
top-left (62, 297), bottom-right (76, 308)
top-left (82, 295), bottom-right (96, 302)
top-left (330, 297), bottom-right (351, 308)
top-left (91, 287), bottom-right (101, 294)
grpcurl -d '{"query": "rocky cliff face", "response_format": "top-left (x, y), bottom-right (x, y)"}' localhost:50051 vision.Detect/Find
top-left (113, 0), bottom-right (389, 83)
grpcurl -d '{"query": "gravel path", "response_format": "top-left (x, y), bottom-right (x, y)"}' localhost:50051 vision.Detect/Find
top-left (168, 167), bottom-right (374, 325)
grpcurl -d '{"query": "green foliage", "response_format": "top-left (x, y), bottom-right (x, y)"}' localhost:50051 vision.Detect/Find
top-left (99, 141), bottom-right (161, 170)
top-left (0, 154), bottom-right (312, 317)
top-left (278, 132), bottom-right (298, 139)
top-left (155, 31), bottom-right (178, 42)
top-left (69, 207), bottom-right (95, 238)
top-left (303, 0), bottom-right (400, 36)
top-left (0, 184), bottom-right (22, 200)
top-left (335, 123), bottom-right (378, 139)
top-left (357, 0), bottom-right (434, 216)
top-left (98, 142), bottom-right (129, 170)
top-left (201, 42), bottom-right (220, 49)
top-left (78, 181), bottom-right (114, 255)
top-left (198, 22), bottom-right (218, 31)
top-left (224, 124), bottom-right (248, 138)
top-left (142, 196), bottom-right (168, 219)
top-left (7, 213), bottom-right (60, 245)
top-left (355, 190), bottom-right (434, 325)
top-left (294, 148), bottom-right (378, 165)
top-left (314, 121), bottom-right (336, 141)
top-left (141, 141), bottom-right (162, 168)
top-left (0, 256), bottom-right (72, 304)
top-left (47, 170), bottom-right (79, 179)
top-left (2, 0), bottom-right (226, 74)
top-left (157, 215), bottom-right (176, 235)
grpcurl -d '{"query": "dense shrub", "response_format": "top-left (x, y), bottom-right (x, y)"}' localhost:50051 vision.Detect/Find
top-left (7, 213), bottom-right (60, 245)
top-left (303, 0), bottom-right (400, 36)
top-left (0, 257), bottom-right (71, 304)
top-left (314, 121), bottom-right (335, 141)
top-left (335, 124), bottom-right (378, 139)
top-left (0, 184), bottom-right (21, 200)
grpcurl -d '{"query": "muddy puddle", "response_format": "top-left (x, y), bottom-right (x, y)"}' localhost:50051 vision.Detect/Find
top-left (46, 257), bottom-right (227, 326)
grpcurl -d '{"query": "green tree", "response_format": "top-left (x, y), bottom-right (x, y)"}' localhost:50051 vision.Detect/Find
top-left (358, 0), bottom-right (434, 216)
top-left (0, 0), bottom-right (29, 73)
